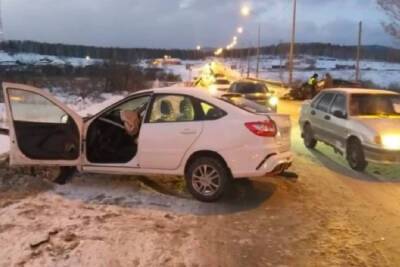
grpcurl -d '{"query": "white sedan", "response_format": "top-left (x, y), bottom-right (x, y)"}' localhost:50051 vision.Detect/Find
top-left (2, 83), bottom-right (293, 202)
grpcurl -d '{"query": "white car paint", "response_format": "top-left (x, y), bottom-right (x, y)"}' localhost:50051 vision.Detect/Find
top-left (3, 82), bottom-right (293, 179)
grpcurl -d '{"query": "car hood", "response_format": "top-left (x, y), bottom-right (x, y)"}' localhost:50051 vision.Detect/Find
top-left (353, 117), bottom-right (400, 134)
top-left (243, 93), bottom-right (268, 101)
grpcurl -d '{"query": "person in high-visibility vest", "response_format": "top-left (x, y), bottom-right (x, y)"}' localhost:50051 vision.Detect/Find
top-left (307, 73), bottom-right (319, 98)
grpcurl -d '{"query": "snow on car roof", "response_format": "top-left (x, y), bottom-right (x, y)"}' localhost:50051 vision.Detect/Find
top-left (324, 88), bottom-right (399, 95)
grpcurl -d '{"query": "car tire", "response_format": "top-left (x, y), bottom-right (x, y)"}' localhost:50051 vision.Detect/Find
top-left (303, 124), bottom-right (317, 149)
top-left (185, 157), bottom-right (231, 202)
top-left (347, 139), bottom-right (368, 172)
top-left (31, 166), bottom-right (76, 185)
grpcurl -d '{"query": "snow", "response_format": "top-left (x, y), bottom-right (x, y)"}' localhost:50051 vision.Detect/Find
top-left (224, 56), bottom-right (400, 88)
top-left (0, 51), bottom-right (101, 67)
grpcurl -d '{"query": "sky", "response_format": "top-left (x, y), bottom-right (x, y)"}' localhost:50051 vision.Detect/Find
top-left (1, 0), bottom-right (396, 49)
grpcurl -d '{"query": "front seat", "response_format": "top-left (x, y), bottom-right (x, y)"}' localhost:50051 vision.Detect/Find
top-left (178, 99), bottom-right (194, 121)
top-left (159, 100), bottom-right (173, 121)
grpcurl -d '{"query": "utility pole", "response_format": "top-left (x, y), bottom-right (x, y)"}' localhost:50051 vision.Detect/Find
top-left (0, 0), bottom-right (4, 42)
top-left (256, 24), bottom-right (261, 78)
top-left (356, 21), bottom-right (362, 82)
top-left (247, 45), bottom-right (251, 78)
top-left (288, 0), bottom-right (297, 87)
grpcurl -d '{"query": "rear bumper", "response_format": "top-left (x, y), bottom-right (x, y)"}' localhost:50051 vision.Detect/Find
top-left (364, 146), bottom-right (400, 164)
top-left (231, 151), bottom-right (293, 178)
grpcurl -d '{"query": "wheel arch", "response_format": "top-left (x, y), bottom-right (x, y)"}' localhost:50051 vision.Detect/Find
top-left (184, 150), bottom-right (231, 177)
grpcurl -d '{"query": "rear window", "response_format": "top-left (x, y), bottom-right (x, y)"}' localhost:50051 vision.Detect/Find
top-left (215, 79), bottom-right (230, 85)
top-left (231, 83), bottom-right (267, 94)
top-left (221, 96), bottom-right (274, 114)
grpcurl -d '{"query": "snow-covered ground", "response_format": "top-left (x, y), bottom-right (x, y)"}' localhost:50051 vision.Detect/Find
top-left (224, 56), bottom-right (400, 88)
top-left (0, 51), bottom-right (101, 67)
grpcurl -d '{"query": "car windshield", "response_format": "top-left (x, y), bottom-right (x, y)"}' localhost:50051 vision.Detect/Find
top-left (221, 96), bottom-right (273, 113)
top-left (215, 79), bottom-right (230, 85)
top-left (233, 83), bottom-right (267, 94)
top-left (350, 94), bottom-right (400, 116)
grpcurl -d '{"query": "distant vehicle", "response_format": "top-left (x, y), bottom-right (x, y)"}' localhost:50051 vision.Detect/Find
top-left (2, 83), bottom-right (292, 202)
top-left (290, 79), bottom-right (361, 100)
top-left (299, 88), bottom-right (400, 171)
top-left (208, 78), bottom-right (231, 97)
top-left (227, 80), bottom-right (279, 112)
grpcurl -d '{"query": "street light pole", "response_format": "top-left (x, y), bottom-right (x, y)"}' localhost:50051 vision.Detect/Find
top-left (288, 0), bottom-right (297, 87)
top-left (256, 24), bottom-right (261, 78)
top-left (356, 21), bottom-right (362, 82)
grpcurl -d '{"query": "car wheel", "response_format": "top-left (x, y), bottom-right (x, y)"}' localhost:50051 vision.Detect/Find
top-left (347, 139), bottom-right (368, 172)
top-left (303, 124), bottom-right (317, 149)
top-left (185, 157), bottom-right (231, 202)
top-left (31, 166), bottom-right (76, 185)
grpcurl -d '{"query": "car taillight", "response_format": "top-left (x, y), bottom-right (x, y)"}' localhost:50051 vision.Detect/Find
top-left (245, 120), bottom-right (277, 137)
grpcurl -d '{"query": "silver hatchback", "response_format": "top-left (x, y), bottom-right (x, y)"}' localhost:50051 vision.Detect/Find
top-left (299, 88), bottom-right (400, 171)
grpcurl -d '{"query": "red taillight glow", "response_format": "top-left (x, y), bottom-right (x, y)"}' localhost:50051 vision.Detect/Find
top-left (245, 120), bottom-right (277, 137)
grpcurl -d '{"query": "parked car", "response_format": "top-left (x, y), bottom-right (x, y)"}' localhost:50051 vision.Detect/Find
top-left (227, 80), bottom-right (279, 112)
top-left (208, 78), bottom-right (231, 97)
top-left (299, 88), bottom-right (400, 171)
top-left (2, 83), bottom-right (293, 202)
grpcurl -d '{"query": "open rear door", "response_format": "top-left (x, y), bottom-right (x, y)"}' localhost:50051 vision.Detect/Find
top-left (2, 82), bottom-right (83, 167)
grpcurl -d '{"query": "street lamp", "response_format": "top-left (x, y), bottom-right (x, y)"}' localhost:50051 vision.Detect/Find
top-left (196, 45), bottom-right (201, 51)
top-left (237, 27), bottom-right (244, 34)
top-left (240, 5), bottom-right (251, 17)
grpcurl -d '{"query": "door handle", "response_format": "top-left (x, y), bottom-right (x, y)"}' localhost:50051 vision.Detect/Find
top-left (181, 129), bottom-right (197, 135)
top-left (311, 110), bottom-right (316, 115)
top-left (324, 115), bottom-right (331, 120)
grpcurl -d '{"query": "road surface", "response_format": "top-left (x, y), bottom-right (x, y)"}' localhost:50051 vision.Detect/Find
top-left (0, 100), bottom-right (399, 267)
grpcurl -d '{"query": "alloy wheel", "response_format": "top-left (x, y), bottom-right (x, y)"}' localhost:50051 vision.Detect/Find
top-left (191, 164), bottom-right (221, 196)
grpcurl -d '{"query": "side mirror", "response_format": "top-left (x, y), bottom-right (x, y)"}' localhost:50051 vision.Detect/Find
top-left (333, 110), bottom-right (347, 119)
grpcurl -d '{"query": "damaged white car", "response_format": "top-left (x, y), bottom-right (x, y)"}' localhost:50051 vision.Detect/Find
top-left (2, 83), bottom-right (293, 202)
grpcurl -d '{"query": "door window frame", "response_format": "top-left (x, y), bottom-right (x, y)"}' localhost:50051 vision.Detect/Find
top-left (83, 92), bottom-right (153, 127)
top-left (329, 93), bottom-right (348, 118)
top-left (6, 88), bottom-right (72, 124)
top-left (145, 93), bottom-right (203, 123)
top-left (314, 92), bottom-right (336, 113)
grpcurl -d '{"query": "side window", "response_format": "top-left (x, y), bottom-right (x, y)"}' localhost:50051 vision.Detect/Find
top-left (330, 94), bottom-right (347, 115)
top-left (200, 101), bottom-right (226, 120)
top-left (149, 95), bottom-right (195, 123)
top-left (311, 93), bottom-right (323, 108)
top-left (316, 93), bottom-right (335, 113)
top-left (104, 95), bottom-right (150, 122)
top-left (8, 88), bottom-right (67, 123)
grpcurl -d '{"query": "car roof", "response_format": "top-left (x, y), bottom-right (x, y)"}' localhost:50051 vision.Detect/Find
top-left (132, 86), bottom-right (215, 99)
top-left (323, 88), bottom-right (399, 95)
top-left (233, 79), bottom-right (263, 84)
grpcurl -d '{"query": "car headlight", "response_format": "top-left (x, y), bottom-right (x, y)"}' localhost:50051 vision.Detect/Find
top-left (268, 96), bottom-right (279, 107)
top-left (381, 135), bottom-right (400, 150)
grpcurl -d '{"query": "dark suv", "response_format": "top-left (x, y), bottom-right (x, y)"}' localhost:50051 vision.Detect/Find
top-left (227, 80), bottom-right (278, 112)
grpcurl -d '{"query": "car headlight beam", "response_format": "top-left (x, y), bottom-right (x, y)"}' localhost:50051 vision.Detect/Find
top-left (381, 135), bottom-right (400, 150)
top-left (268, 96), bottom-right (279, 107)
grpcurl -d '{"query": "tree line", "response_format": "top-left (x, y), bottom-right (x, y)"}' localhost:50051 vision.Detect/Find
top-left (1, 40), bottom-right (400, 63)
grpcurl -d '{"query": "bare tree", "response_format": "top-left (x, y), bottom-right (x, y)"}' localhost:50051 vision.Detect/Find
top-left (378, 0), bottom-right (400, 39)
